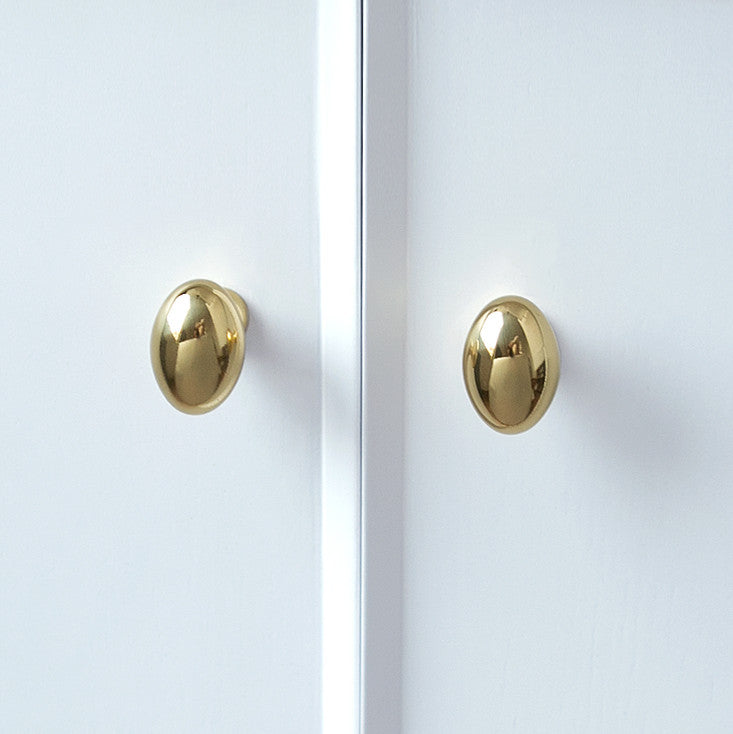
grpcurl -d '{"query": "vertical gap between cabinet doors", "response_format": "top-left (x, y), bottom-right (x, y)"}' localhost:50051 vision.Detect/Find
top-left (360, 0), bottom-right (409, 732)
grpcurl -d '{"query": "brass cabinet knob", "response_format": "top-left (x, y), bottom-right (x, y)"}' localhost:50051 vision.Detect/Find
top-left (151, 279), bottom-right (249, 414)
top-left (463, 295), bottom-right (559, 434)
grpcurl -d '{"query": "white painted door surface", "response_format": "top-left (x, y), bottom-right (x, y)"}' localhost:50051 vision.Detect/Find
top-left (396, 3), bottom-right (733, 732)
top-left (5, 3), bottom-right (733, 732)
top-left (0, 4), bottom-right (359, 731)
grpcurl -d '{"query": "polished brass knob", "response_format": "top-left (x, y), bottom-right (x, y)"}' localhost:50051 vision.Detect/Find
top-left (151, 279), bottom-right (249, 414)
top-left (463, 295), bottom-right (559, 434)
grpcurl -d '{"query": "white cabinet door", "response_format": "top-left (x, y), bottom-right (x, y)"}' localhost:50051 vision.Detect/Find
top-left (0, 3), bottom-right (360, 731)
top-left (363, 2), bottom-right (733, 732)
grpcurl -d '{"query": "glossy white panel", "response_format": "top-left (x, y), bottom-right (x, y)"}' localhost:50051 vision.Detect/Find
top-left (402, 2), bottom-right (733, 731)
top-left (0, 3), bottom-right (322, 730)
top-left (318, 0), bottom-right (362, 731)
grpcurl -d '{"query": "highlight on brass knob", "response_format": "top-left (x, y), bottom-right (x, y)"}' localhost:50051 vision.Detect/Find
top-left (463, 295), bottom-right (559, 434)
top-left (151, 279), bottom-right (249, 414)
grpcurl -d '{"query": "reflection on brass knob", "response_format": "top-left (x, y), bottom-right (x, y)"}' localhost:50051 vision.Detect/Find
top-left (151, 279), bottom-right (249, 414)
top-left (463, 295), bottom-right (559, 434)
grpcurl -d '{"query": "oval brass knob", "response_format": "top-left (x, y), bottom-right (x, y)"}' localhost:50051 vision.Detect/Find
top-left (151, 279), bottom-right (249, 414)
top-left (463, 295), bottom-right (559, 434)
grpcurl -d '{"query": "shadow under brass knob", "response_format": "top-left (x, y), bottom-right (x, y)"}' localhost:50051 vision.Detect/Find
top-left (463, 295), bottom-right (559, 434)
top-left (151, 279), bottom-right (249, 414)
